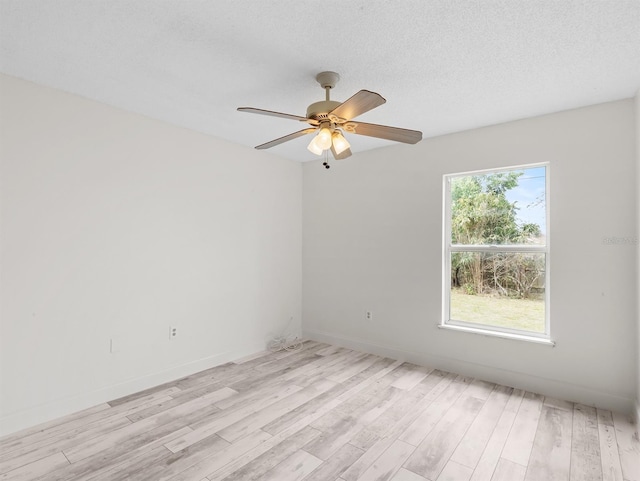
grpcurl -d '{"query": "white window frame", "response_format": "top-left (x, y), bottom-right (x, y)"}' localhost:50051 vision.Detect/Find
top-left (441, 163), bottom-right (552, 345)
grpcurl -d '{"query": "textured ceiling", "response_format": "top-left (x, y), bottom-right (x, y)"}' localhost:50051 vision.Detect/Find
top-left (1, 1), bottom-right (639, 162)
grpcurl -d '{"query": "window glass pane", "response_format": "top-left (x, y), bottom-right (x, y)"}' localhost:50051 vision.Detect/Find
top-left (451, 167), bottom-right (546, 245)
top-left (450, 252), bottom-right (545, 333)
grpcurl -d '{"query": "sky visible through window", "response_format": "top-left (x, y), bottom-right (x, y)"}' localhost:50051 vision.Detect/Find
top-left (504, 166), bottom-right (546, 235)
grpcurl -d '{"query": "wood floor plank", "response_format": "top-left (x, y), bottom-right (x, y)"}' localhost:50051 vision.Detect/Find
top-left (0, 452), bottom-right (68, 481)
top-left (164, 383), bottom-right (304, 452)
top-left (88, 445), bottom-right (173, 481)
top-left (0, 415), bottom-right (132, 474)
top-left (363, 370), bottom-right (451, 444)
top-left (226, 365), bottom-right (301, 393)
top-left (262, 358), bottom-right (399, 437)
top-left (208, 360), bottom-right (404, 481)
top-left (238, 341), bottom-right (320, 370)
top-left (36, 425), bottom-right (193, 481)
top-left (611, 411), bottom-right (640, 481)
top-left (63, 386), bottom-right (236, 463)
top-left (469, 388), bottom-right (524, 481)
top-left (311, 377), bottom-right (400, 433)
top-left (260, 382), bottom-right (353, 436)
top-left (0, 403), bottom-right (110, 447)
top-left (390, 364), bottom-right (433, 391)
top-left (500, 391), bottom-right (544, 467)
top-left (341, 372), bottom-right (458, 481)
top-left (294, 351), bottom-right (370, 385)
top-left (174, 342), bottom-right (320, 393)
top-left (304, 386), bottom-right (403, 460)
top-left (220, 425), bottom-right (321, 481)
top-left (127, 432), bottom-right (230, 481)
top-left (450, 385), bottom-right (512, 469)
top-left (171, 367), bottom-right (257, 397)
top-left (176, 346), bottom-right (319, 398)
top-left (276, 359), bottom-right (399, 433)
top-left (0, 388), bottom-right (179, 459)
top-left (214, 377), bottom-right (298, 411)
top-left (251, 343), bottom-right (328, 374)
top-left (399, 374), bottom-right (471, 446)
top-left (491, 458), bottom-right (527, 481)
top-left (342, 435), bottom-right (400, 481)
top-left (284, 351), bottom-right (384, 389)
top-left (403, 392), bottom-right (486, 479)
top-left (125, 396), bottom-right (197, 423)
top-left (504, 388), bottom-right (526, 413)
top-left (355, 439), bottom-right (415, 481)
top-left (390, 468), bottom-right (429, 481)
top-left (259, 449), bottom-right (323, 481)
top-left (570, 404), bottom-right (603, 481)
top-left (464, 380), bottom-right (496, 401)
top-left (598, 409), bottom-right (625, 481)
top-left (436, 460), bottom-right (474, 481)
top-left (544, 397), bottom-right (574, 412)
top-left (216, 378), bottom-right (338, 443)
top-left (317, 373), bottom-right (401, 429)
top-left (326, 354), bottom-right (381, 383)
top-left (163, 430), bottom-right (272, 481)
top-left (0, 344), bottom-right (630, 481)
top-left (315, 344), bottom-right (344, 356)
top-left (204, 424), bottom-right (322, 481)
top-left (303, 443), bottom-right (364, 481)
top-left (523, 405), bottom-right (573, 481)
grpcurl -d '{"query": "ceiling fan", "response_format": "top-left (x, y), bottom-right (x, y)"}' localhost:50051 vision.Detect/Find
top-left (238, 72), bottom-right (422, 167)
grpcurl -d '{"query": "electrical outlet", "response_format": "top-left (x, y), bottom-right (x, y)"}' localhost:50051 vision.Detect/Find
top-left (169, 326), bottom-right (178, 340)
top-left (365, 311), bottom-right (373, 321)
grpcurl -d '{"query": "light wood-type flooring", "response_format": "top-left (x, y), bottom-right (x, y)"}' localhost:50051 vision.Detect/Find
top-left (1, 341), bottom-right (638, 481)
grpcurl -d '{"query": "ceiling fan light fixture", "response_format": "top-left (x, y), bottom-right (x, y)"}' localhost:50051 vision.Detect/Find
top-left (316, 126), bottom-right (332, 150)
top-left (307, 135), bottom-right (324, 155)
top-left (332, 131), bottom-right (350, 155)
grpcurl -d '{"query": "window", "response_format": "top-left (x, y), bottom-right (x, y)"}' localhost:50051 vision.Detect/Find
top-left (442, 164), bottom-right (550, 342)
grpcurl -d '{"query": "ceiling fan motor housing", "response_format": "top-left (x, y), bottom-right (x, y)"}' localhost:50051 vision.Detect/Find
top-left (306, 100), bottom-right (342, 121)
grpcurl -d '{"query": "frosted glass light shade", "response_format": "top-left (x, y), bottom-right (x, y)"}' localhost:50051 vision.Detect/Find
top-left (307, 135), bottom-right (324, 155)
top-left (316, 127), bottom-right (332, 150)
top-left (332, 131), bottom-right (350, 155)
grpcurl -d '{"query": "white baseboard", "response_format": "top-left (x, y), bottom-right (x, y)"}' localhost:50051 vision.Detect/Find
top-left (0, 341), bottom-right (265, 438)
top-left (303, 328), bottom-right (636, 417)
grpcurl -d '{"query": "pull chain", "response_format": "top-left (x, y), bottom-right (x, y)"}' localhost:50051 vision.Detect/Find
top-left (322, 149), bottom-right (330, 170)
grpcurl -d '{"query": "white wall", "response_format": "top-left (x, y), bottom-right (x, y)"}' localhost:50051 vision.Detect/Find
top-left (303, 99), bottom-right (638, 415)
top-left (0, 75), bottom-right (302, 436)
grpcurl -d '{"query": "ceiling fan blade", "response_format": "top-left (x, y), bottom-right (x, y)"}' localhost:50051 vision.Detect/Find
top-left (330, 145), bottom-right (352, 160)
top-left (238, 107), bottom-right (318, 125)
top-left (255, 128), bottom-right (317, 150)
top-left (347, 121), bottom-right (422, 144)
top-left (329, 90), bottom-right (386, 120)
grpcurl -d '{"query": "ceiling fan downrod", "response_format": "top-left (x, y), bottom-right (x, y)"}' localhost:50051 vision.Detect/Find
top-left (306, 71), bottom-right (342, 121)
top-left (318, 71), bottom-right (339, 102)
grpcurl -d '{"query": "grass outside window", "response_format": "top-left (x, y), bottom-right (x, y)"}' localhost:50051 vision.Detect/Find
top-left (449, 289), bottom-right (545, 333)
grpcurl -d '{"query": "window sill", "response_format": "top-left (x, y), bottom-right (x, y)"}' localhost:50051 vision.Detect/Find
top-left (438, 323), bottom-right (555, 346)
